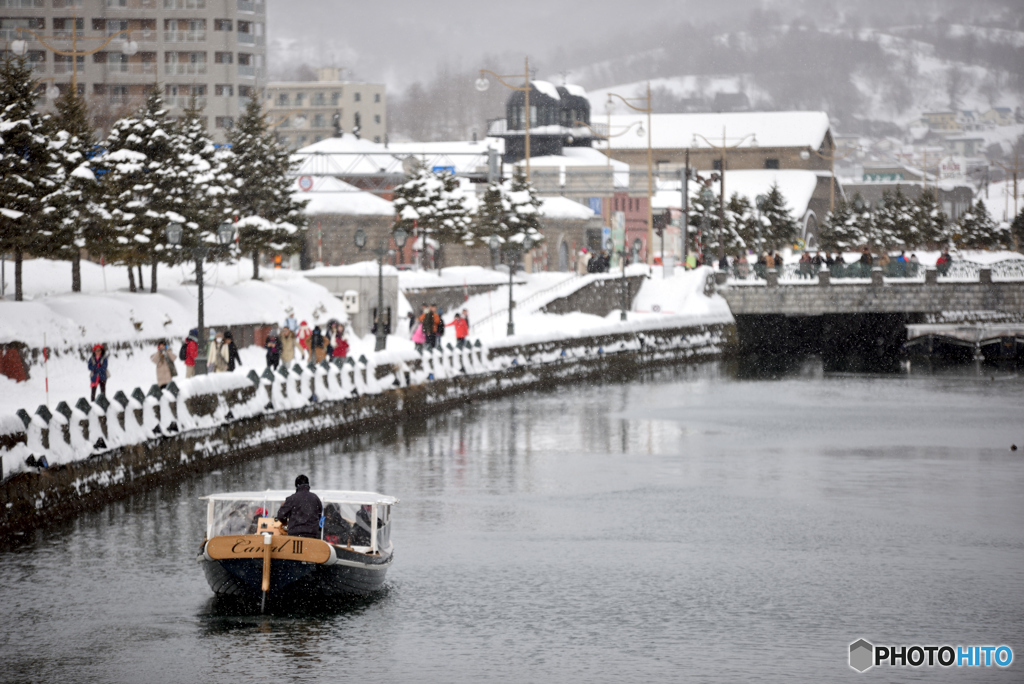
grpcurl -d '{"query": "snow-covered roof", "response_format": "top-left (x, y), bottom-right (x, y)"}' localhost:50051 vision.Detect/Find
top-left (539, 196), bottom-right (596, 219)
top-left (294, 176), bottom-right (394, 216)
top-left (201, 490), bottom-right (398, 505)
top-left (532, 80), bottom-right (561, 100)
top-left (607, 111), bottom-right (831, 151)
top-left (652, 169), bottom-right (819, 217)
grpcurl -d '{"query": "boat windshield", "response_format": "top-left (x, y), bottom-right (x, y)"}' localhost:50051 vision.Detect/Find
top-left (208, 496), bottom-right (286, 539)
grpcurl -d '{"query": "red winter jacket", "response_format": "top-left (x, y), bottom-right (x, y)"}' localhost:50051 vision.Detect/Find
top-left (185, 339), bottom-right (198, 367)
top-left (448, 318), bottom-right (469, 339)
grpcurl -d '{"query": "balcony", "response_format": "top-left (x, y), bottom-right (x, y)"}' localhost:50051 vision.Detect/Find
top-left (237, 32), bottom-right (254, 44)
top-left (168, 95), bottom-right (207, 109)
top-left (164, 30), bottom-right (206, 42)
top-left (165, 62), bottom-right (207, 75)
top-left (105, 62), bottom-right (156, 75)
top-left (237, 64), bottom-right (254, 77)
top-left (163, 0), bottom-right (205, 8)
top-left (105, 0), bottom-right (157, 8)
top-left (53, 61), bottom-right (85, 74)
top-left (236, 0), bottom-right (253, 11)
top-left (51, 0), bottom-right (84, 7)
top-left (0, 0), bottom-right (44, 7)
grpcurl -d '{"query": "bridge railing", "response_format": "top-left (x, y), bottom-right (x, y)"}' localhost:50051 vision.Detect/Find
top-left (722, 259), bottom-right (1024, 284)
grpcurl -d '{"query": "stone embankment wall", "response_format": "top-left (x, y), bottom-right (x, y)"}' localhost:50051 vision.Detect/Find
top-left (542, 276), bottom-right (647, 317)
top-left (0, 322), bottom-right (735, 538)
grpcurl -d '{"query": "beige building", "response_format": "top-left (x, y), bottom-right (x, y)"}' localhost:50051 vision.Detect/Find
top-left (1, 0), bottom-right (267, 141)
top-left (265, 68), bottom-right (386, 150)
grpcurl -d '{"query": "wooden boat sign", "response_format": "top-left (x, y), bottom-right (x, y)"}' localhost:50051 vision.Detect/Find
top-left (206, 534), bottom-right (332, 564)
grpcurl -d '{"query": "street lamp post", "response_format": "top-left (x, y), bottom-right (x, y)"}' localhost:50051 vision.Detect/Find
top-left (356, 227), bottom-right (406, 351)
top-left (166, 222), bottom-right (234, 375)
top-left (488, 234), bottom-right (534, 336)
top-left (615, 246), bottom-right (628, 321)
top-left (692, 130), bottom-right (758, 245)
top-left (476, 57), bottom-right (532, 182)
top-left (700, 186), bottom-right (714, 260)
top-left (755, 193), bottom-right (768, 254)
top-left (606, 83), bottom-right (654, 265)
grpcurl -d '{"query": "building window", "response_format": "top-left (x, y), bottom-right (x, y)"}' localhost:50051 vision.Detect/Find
top-left (295, 92), bottom-right (305, 105)
top-left (712, 159), bottom-right (722, 171)
top-left (214, 19), bottom-right (232, 31)
top-left (278, 136), bottom-right (289, 145)
top-left (313, 113), bottom-right (324, 127)
top-left (277, 93), bottom-right (288, 106)
top-left (314, 135), bottom-right (322, 142)
top-left (215, 84), bottom-right (233, 96)
top-left (215, 116), bottom-right (233, 128)
top-left (374, 93), bottom-right (380, 103)
top-left (331, 91), bottom-right (340, 105)
top-left (374, 136), bottom-right (380, 143)
top-left (354, 92), bottom-right (360, 102)
top-left (214, 51), bottom-right (232, 64)
top-left (296, 135), bottom-right (306, 146)
top-left (374, 114), bottom-right (380, 124)
top-left (764, 158), bottom-right (779, 169)
top-left (312, 92), bottom-right (325, 106)
top-left (238, 85), bottom-right (252, 98)
top-left (52, 17), bottom-right (84, 36)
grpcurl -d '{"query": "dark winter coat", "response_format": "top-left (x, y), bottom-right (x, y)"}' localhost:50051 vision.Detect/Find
top-left (265, 336), bottom-right (281, 362)
top-left (88, 352), bottom-right (108, 384)
top-left (275, 484), bottom-right (323, 538)
top-left (226, 340), bottom-right (242, 371)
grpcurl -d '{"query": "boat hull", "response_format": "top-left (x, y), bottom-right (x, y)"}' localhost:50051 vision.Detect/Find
top-left (199, 541), bottom-right (392, 599)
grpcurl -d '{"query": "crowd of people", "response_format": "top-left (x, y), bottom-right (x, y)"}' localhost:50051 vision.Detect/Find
top-left (717, 248), bottom-right (954, 280)
top-left (410, 303), bottom-right (470, 353)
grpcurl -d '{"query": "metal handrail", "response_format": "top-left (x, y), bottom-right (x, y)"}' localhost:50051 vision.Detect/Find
top-left (471, 273), bottom-right (582, 332)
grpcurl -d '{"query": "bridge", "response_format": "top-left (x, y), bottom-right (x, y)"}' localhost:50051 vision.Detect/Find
top-left (715, 263), bottom-right (1024, 369)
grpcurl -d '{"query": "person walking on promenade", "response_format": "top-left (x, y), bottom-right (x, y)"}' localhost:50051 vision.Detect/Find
top-left (330, 323), bottom-right (349, 359)
top-left (210, 331), bottom-right (229, 373)
top-left (447, 312), bottom-right (469, 349)
top-left (151, 340), bottom-right (177, 389)
top-left (265, 328), bottom-right (281, 369)
top-left (223, 331), bottom-right (242, 371)
top-left (281, 326), bottom-right (296, 366)
top-left (296, 320), bottom-right (312, 360)
top-left (420, 304), bottom-right (440, 351)
top-left (88, 344), bottom-right (108, 401)
top-left (311, 325), bottom-right (326, 363)
top-left (284, 311), bottom-right (298, 334)
top-left (412, 320), bottom-right (426, 353)
top-left (182, 329), bottom-right (199, 378)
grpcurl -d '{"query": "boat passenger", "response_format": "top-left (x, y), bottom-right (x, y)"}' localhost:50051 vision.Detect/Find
top-left (247, 507), bottom-right (269, 534)
top-left (275, 475), bottom-right (324, 539)
top-left (322, 504), bottom-right (352, 545)
top-left (351, 505), bottom-right (384, 547)
top-left (221, 504), bottom-right (250, 535)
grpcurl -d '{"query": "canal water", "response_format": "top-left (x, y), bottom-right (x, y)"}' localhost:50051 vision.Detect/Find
top-left (2, 360), bottom-right (1022, 683)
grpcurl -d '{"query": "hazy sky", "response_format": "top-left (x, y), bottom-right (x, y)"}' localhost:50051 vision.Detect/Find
top-left (265, 0), bottom-right (750, 88)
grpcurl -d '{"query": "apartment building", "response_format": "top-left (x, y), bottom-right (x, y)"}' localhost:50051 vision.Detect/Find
top-left (264, 68), bottom-right (386, 150)
top-left (0, 0), bottom-right (266, 141)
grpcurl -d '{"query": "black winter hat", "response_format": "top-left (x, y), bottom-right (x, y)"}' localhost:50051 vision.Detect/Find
top-left (295, 474), bottom-right (310, 487)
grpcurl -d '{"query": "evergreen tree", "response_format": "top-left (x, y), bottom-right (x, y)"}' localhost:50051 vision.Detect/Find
top-left (818, 197), bottom-right (863, 253)
top-left (0, 54), bottom-right (64, 301)
top-left (392, 167), bottom-right (472, 272)
top-left (717, 193), bottom-right (750, 255)
top-left (852, 196), bottom-right (880, 252)
top-left (873, 187), bottom-right (916, 249)
top-left (912, 189), bottom-right (948, 248)
top-left (471, 168), bottom-right (544, 263)
top-left (688, 185), bottom-right (723, 258)
top-left (758, 182), bottom-right (798, 250)
top-left (227, 96), bottom-right (308, 279)
top-left (1011, 207), bottom-right (1024, 252)
top-left (171, 98), bottom-right (239, 285)
top-left (49, 88), bottom-right (109, 292)
top-left (97, 90), bottom-right (180, 292)
top-left (953, 199), bottom-right (1010, 250)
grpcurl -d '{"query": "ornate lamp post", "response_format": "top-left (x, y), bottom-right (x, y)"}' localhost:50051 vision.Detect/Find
top-left (606, 83), bottom-right (654, 265)
top-left (12, 21), bottom-right (138, 92)
top-left (356, 227), bottom-right (406, 351)
top-left (488, 234), bottom-right (533, 336)
top-left (476, 57), bottom-right (532, 182)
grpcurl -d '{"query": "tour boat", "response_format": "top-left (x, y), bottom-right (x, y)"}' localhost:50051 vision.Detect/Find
top-left (197, 489), bottom-right (398, 606)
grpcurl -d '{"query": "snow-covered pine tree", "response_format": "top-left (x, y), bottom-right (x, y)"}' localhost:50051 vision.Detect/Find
top-left (718, 193), bottom-right (751, 255)
top-left (1012, 207), bottom-right (1024, 252)
top-left (171, 97), bottom-right (238, 283)
top-left (851, 196), bottom-right (879, 252)
top-left (818, 198), bottom-right (863, 253)
top-left (688, 185), bottom-right (723, 259)
top-left (912, 189), bottom-right (948, 248)
top-left (227, 96), bottom-right (308, 279)
top-left (953, 199), bottom-right (1010, 250)
top-left (873, 187), bottom-right (916, 249)
top-left (471, 168), bottom-right (544, 264)
top-left (392, 166), bottom-right (473, 272)
top-left (758, 183), bottom-right (798, 250)
top-left (49, 87), bottom-right (109, 292)
top-left (0, 54), bottom-right (64, 301)
top-left (98, 89), bottom-right (179, 292)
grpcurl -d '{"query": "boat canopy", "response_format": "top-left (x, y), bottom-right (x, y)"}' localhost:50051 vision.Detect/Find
top-left (201, 490), bottom-right (397, 553)
top-left (201, 490), bottom-right (399, 506)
